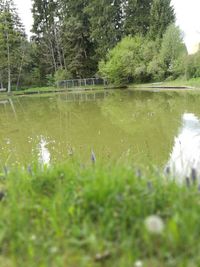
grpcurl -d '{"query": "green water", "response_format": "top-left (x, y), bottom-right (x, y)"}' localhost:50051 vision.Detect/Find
top-left (0, 89), bottom-right (200, 168)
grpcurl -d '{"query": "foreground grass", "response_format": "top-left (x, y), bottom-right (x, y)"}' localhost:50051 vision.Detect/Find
top-left (0, 162), bottom-right (199, 266)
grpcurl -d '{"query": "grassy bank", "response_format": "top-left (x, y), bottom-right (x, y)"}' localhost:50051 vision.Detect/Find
top-left (131, 77), bottom-right (200, 90)
top-left (0, 87), bottom-right (59, 99)
top-left (0, 85), bottom-right (112, 99)
top-left (1, 77), bottom-right (200, 99)
top-left (0, 162), bottom-right (199, 266)
top-left (13, 86), bottom-right (104, 95)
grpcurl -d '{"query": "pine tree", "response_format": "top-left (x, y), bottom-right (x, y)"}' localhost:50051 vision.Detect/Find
top-left (32, 0), bottom-right (63, 83)
top-left (85, 0), bottom-right (123, 60)
top-left (123, 0), bottom-right (153, 36)
top-left (149, 0), bottom-right (175, 40)
top-left (59, 0), bottom-right (97, 78)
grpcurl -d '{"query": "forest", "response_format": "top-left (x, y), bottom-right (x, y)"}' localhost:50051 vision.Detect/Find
top-left (0, 0), bottom-right (200, 91)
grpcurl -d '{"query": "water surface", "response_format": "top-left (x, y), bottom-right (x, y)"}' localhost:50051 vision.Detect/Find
top-left (1, 90), bottom-right (200, 169)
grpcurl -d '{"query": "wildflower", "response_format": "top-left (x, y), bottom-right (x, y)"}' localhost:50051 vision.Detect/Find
top-left (30, 235), bottom-right (36, 241)
top-left (95, 251), bottom-right (111, 262)
top-left (50, 246), bottom-right (58, 254)
top-left (0, 191), bottom-right (5, 201)
top-left (147, 181), bottom-right (153, 191)
top-left (3, 166), bottom-right (8, 176)
top-left (145, 215), bottom-right (164, 234)
top-left (91, 150), bottom-right (96, 163)
top-left (191, 168), bottom-right (197, 184)
top-left (67, 146), bottom-right (74, 157)
top-left (136, 169), bottom-right (142, 178)
top-left (134, 260), bottom-right (143, 267)
top-left (165, 166), bottom-right (170, 175)
top-left (185, 177), bottom-right (190, 188)
top-left (27, 164), bottom-right (32, 175)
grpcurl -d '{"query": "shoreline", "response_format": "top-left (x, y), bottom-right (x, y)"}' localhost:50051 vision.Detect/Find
top-left (0, 81), bottom-right (200, 100)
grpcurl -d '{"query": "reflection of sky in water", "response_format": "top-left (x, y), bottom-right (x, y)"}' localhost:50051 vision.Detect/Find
top-left (38, 137), bottom-right (50, 166)
top-left (166, 113), bottom-right (200, 182)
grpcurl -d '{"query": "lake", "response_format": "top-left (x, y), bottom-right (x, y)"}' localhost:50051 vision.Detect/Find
top-left (1, 89), bottom-right (200, 172)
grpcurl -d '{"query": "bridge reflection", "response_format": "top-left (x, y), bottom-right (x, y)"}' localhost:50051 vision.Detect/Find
top-left (58, 90), bottom-right (113, 102)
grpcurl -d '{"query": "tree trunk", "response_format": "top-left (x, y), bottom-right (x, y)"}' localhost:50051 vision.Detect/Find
top-left (16, 45), bottom-right (25, 90)
top-left (0, 73), bottom-right (4, 89)
top-left (6, 34), bottom-right (11, 93)
top-left (54, 27), bottom-right (63, 69)
top-left (48, 34), bottom-right (57, 72)
top-left (5, 21), bottom-right (11, 93)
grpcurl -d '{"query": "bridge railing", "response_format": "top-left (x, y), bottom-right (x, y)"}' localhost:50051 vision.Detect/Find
top-left (56, 78), bottom-right (108, 89)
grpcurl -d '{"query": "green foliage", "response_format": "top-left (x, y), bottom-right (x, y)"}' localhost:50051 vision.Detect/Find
top-left (146, 56), bottom-right (165, 81)
top-left (46, 74), bottom-right (55, 86)
top-left (85, 0), bottom-right (123, 60)
top-left (159, 24), bottom-right (187, 78)
top-left (123, 0), bottom-right (175, 40)
top-left (99, 36), bottom-right (157, 85)
top-left (60, 15), bottom-right (96, 78)
top-left (149, 0), bottom-right (175, 39)
top-left (54, 68), bottom-right (72, 82)
top-left (1, 162), bottom-right (200, 266)
top-left (31, 0), bottom-right (62, 83)
top-left (123, 0), bottom-right (153, 36)
top-left (100, 24), bottom-right (188, 84)
top-left (185, 48), bottom-right (200, 79)
top-left (30, 0), bottom-right (176, 82)
top-left (1, 0), bottom-right (198, 86)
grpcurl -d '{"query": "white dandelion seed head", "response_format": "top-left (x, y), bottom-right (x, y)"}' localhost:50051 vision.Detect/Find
top-left (145, 215), bottom-right (164, 234)
top-left (30, 234), bottom-right (36, 241)
top-left (50, 246), bottom-right (58, 254)
top-left (134, 260), bottom-right (143, 267)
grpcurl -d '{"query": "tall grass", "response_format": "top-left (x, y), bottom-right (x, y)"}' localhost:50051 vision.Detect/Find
top-left (0, 161), bottom-right (199, 266)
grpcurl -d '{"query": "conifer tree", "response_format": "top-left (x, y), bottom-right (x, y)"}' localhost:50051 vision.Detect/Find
top-left (149, 0), bottom-right (175, 40)
top-left (58, 0), bottom-right (97, 78)
top-left (123, 0), bottom-right (153, 36)
top-left (85, 0), bottom-right (123, 60)
top-left (31, 0), bottom-right (63, 84)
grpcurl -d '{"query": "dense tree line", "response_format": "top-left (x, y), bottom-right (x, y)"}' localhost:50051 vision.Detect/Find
top-left (99, 24), bottom-right (187, 84)
top-left (0, 0), bottom-right (200, 90)
top-left (31, 0), bottom-right (175, 84)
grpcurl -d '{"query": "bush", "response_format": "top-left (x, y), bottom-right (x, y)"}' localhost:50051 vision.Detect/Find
top-left (99, 36), bottom-right (156, 85)
top-left (46, 74), bottom-right (55, 86)
top-left (159, 24), bottom-right (187, 79)
top-left (185, 50), bottom-right (200, 79)
top-left (54, 68), bottom-right (73, 83)
top-left (99, 24), bottom-right (188, 85)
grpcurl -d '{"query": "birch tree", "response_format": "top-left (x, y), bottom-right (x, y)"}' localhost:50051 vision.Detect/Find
top-left (0, 0), bottom-right (26, 92)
